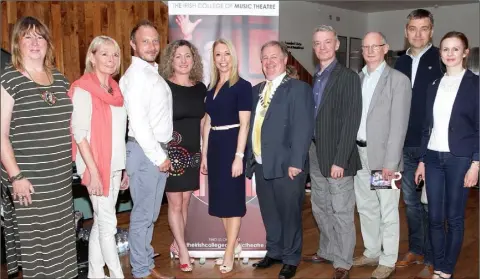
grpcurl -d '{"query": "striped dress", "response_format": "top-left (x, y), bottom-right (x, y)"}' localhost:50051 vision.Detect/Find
top-left (1, 66), bottom-right (78, 278)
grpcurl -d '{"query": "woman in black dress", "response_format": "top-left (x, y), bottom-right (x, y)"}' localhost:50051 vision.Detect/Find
top-left (201, 39), bottom-right (252, 273)
top-left (159, 39), bottom-right (206, 272)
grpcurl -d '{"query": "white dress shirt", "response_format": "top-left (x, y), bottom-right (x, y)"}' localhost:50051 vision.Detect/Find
top-left (407, 43), bottom-right (432, 87)
top-left (120, 56), bottom-right (173, 166)
top-left (428, 69), bottom-right (465, 152)
top-left (71, 87), bottom-right (127, 175)
top-left (357, 61), bottom-right (386, 141)
top-left (253, 71), bottom-right (286, 164)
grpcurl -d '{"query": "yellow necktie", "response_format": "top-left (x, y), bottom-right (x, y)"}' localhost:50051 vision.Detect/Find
top-left (253, 81), bottom-right (273, 157)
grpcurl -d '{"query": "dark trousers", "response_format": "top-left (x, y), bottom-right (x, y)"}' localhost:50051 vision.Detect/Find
top-left (254, 163), bottom-right (305, 266)
top-left (424, 150), bottom-right (471, 275)
top-left (401, 147), bottom-right (433, 264)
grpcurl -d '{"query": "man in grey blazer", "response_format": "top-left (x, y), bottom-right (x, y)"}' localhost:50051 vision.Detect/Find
top-left (302, 25), bottom-right (362, 279)
top-left (245, 41), bottom-right (314, 279)
top-left (351, 32), bottom-right (411, 279)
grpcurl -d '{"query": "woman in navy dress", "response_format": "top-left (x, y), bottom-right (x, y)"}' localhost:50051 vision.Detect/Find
top-left (201, 38), bottom-right (252, 274)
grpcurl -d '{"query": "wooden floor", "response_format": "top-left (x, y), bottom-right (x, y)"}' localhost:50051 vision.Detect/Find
top-left (3, 191), bottom-right (478, 278)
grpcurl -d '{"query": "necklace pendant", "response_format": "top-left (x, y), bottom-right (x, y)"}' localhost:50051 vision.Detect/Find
top-left (42, 90), bottom-right (57, 106)
top-left (259, 109), bottom-right (267, 117)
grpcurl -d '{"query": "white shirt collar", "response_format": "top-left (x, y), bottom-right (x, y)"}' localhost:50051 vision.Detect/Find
top-left (407, 43), bottom-right (433, 59)
top-left (131, 56), bottom-right (159, 71)
top-left (362, 61), bottom-right (386, 77)
top-left (267, 72), bottom-right (287, 88)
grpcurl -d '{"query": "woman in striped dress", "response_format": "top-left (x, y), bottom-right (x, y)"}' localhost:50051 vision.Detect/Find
top-left (0, 16), bottom-right (78, 278)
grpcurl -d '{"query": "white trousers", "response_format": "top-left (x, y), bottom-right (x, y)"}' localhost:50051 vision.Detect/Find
top-left (354, 146), bottom-right (400, 267)
top-left (88, 171), bottom-right (124, 278)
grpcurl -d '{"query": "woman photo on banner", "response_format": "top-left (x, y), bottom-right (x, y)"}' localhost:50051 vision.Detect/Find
top-left (201, 38), bottom-right (252, 274)
top-left (159, 39), bottom-right (207, 272)
top-left (69, 35), bottom-right (128, 279)
top-left (0, 16), bottom-right (78, 278)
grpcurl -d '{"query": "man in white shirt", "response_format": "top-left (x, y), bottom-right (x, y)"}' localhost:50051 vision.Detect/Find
top-left (352, 32), bottom-right (411, 279)
top-left (120, 20), bottom-right (174, 279)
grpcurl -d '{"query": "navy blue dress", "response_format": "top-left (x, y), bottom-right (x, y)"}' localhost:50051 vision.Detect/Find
top-left (205, 77), bottom-right (253, 217)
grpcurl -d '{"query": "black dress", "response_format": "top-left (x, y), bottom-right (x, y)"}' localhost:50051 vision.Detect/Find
top-left (205, 78), bottom-right (253, 217)
top-left (165, 80), bottom-right (207, 192)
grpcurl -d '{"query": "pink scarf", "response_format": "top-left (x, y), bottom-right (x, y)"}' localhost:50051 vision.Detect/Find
top-left (67, 72), bottom-right (124, 196)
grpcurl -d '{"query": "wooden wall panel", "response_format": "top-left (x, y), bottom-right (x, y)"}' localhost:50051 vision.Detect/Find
top-left (287, 52), bottom-right (313, 85)
top-left (1, 1), bottom-right (168, 82)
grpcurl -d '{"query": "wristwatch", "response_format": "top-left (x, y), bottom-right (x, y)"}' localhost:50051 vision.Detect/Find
top-left (8, 172), bottom-right (25, 183)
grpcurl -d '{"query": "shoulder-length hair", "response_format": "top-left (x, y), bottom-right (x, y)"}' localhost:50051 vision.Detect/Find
top-left (208, 39), bottom-right (239, 90)
top-left (159, 39), bottom-right (203, 83)
top-left (10, 16), bottom-right (55, 73)
top-left (84, 36), bottom-right (122, 76)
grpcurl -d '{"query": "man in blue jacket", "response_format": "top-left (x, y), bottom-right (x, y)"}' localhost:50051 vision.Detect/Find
top-left (394, 9), bottom-right (443, 279)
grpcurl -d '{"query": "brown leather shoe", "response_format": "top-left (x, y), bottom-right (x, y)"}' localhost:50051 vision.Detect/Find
top-left (302, 253), bottom-right (332, 263)
top-left (414, 265), bottom-right (434, 279)
top-left (333, 267), bottom-right (349, 279)
top-left (395, 252), bottom-right (424, 267)
top-left (148, 268), bottom-right (175, 279)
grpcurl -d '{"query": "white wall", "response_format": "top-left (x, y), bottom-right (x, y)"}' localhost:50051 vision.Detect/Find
top-left (367, 3), bottom-right (480, 51)
top-left (280, 1), bottom-right (367, 74)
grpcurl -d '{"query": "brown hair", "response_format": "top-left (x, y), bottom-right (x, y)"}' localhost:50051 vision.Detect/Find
top-left (10, 16), bottom-right (55, 73)
top-left (286, 65), bottom-right (299, 79)
top-left (440, 31), bottom-right (469, 68)
top-left (130, 19), bottom-right (157, 42)
top-left (159, 39), bottom-right (203, 83)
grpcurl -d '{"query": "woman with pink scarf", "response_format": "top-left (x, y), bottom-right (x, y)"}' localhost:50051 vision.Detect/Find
top-left (69, 35), bottom-right (128, 278)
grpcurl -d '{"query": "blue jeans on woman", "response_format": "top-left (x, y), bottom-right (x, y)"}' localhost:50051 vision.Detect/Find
top-left (424, 150), bottom-right (471, 275)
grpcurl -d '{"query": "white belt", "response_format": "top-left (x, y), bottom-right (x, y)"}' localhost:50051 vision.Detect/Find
top-left (211, 124), bottom-right (240, 130)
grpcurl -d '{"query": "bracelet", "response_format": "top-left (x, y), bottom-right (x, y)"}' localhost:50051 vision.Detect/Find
top-left (235, 152), bottom-right (244, 158)
top-left (471, 161), bottom-right (479, 168)
top-left (8, 172), bottom-right (25, 183)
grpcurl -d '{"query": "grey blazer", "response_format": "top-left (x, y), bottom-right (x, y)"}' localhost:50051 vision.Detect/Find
top-left (359, 64), bottom-right (412, 171)
top-left (245, 77), bottom-right (314, 180)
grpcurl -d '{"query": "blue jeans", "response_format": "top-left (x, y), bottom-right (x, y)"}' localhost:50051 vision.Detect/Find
top-left (424, 150), bottom-right (470, 275)
top-left (126, 142), bottom-right (167, 278)
top-left (401, 147), bottom-right (432, 265)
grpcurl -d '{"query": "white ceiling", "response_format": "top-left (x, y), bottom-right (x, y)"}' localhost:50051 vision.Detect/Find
top-left (307, 0), bottom-right (478, 13)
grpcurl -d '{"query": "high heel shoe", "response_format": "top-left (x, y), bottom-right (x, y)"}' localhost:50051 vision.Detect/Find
top-left (220, 263), bottom-right (233, 274)
top-left (179, 263), bottom-right (193, 272)
top-left (169, 243), bottom-right (195, 264)
top-left (219, 255), bottom-right (235, 274)
top-left (215, 243), bottom-right (242, 265)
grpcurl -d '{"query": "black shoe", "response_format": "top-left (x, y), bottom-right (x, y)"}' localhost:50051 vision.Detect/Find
top-left (279, 264), bottom-right (297, 279)
top-left (252, 256), bottom-right (282, 268)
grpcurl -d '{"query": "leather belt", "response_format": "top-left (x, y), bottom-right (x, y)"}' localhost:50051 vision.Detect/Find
top-left (127, 136), bottom-right (168, 151)
top-left (356, 140), bottom-right (367, 147)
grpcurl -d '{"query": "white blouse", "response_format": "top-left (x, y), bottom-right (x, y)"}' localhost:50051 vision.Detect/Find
top-left (428, 69), bottom-right (465, 152)
top-left (71, 87), bottom-right (127, 176)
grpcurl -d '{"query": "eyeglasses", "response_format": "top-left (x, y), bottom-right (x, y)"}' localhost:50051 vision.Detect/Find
top-left (361, 44), bottom-right (386, 51)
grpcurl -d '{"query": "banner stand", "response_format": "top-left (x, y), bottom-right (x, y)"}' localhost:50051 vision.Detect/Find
top-left (168, 1), bottom-right (280, 264)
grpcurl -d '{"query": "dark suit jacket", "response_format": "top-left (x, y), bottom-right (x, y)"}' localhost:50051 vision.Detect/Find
top-left (419, 70), bottom-right (479, 161)
top-left (314, 62), bottom-right (362, 177)
top-left (245, 76), bottom-right (314, 180)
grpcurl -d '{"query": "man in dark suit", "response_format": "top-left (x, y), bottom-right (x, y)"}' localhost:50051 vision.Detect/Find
top-left (302, 25), bottom-right (362, 279)
top-left (245, 41), bottom-right (314, 279)
top-left (394, 9), bottom-right (443, 279)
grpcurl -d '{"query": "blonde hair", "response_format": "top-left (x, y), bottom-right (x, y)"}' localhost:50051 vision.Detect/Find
top-left (159, 39), bottom-right (203, 83)
top-left (208, 39), bottom-right (239, 90)
top-left (10, 16), bottom-right (55, 73)
top-left (84, 36), bottom-right (121, 76)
